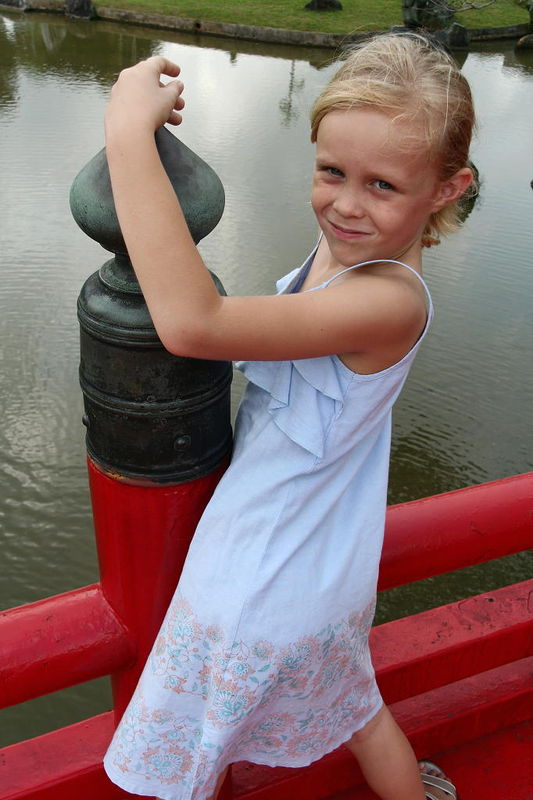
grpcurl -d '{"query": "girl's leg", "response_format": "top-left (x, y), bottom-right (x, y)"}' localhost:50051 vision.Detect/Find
top-left (344, 705), bottom-right (429, 800)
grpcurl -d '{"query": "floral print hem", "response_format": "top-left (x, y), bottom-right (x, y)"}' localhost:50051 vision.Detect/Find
top-left (104, 700), bottom-right (383, 800)
top-left (104, 593), bottom-right (383, 800)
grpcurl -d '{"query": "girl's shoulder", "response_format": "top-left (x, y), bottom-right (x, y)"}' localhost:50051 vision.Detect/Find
top-left (301, 245), bottom-right (433, 375)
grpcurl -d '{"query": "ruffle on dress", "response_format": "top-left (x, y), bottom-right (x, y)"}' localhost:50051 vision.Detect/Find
top-left (235, 357), bottom-right (349, 459)
top-left (275, 267), bottom-right (302, 294)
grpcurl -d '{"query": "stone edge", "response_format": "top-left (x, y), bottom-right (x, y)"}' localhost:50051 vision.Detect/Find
top-left (0, 0), bottom-right (530, 48)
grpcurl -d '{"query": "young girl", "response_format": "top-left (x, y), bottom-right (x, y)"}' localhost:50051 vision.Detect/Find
top-left (103, 33), bottom-right (474, 800)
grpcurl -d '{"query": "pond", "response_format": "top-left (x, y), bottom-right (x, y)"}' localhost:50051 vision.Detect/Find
top-left (0, 10), bottom-right (531, 746)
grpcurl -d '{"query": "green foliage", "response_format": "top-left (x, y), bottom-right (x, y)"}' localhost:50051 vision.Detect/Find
top-left (455, 0), bottom-right (528, 26)
top-left (94, 0), bottom-right (529, 33)
top-left (95, 0), bottom-right (401, 33)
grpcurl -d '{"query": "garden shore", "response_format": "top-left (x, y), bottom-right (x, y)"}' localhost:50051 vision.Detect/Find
top-left (1, 0), bottom-right (530, 48)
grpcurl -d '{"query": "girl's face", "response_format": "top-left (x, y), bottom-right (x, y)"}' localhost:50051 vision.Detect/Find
top-left (311, 107), bottom-right (457, 268)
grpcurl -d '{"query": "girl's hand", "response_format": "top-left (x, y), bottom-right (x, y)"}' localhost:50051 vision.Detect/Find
top-left (105, 56), bottom-right (185, 136)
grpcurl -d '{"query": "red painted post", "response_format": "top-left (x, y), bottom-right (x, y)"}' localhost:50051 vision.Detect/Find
top-left (89, 458), bottom-right (228, 716)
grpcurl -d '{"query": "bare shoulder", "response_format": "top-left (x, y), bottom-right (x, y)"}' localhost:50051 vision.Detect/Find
top-left (334, 262), bottom-right (429, 375)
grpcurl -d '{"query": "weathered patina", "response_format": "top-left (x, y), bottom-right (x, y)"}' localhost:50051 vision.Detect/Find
top-left (71, 127), bottom-right (232, 482)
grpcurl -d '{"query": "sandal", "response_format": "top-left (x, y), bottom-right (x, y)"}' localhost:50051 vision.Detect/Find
top-left (419, 761), bottom-right (459, 800)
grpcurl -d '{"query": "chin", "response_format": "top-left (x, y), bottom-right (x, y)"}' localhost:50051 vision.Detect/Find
top-left (328, 242), bottom-right (376, 268)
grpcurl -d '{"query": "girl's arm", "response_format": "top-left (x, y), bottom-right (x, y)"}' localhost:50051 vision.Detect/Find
top-left (105, 57), bottom-right (424, 363)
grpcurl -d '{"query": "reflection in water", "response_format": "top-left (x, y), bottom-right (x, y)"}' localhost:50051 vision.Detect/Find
top-left (39, 22), bottom-right (67, 52)
top-left (1, 13), bottom-right (159, 86)
top-left (0, 16), bottom-right (19, 104)
top-left (279, 60), bottom-right (306, 125)
top-left (511, 48), bottom-right (533, 75)
top-left (475, 38), bottom-right (533, 76)
top-left (0, 12), bottom-right (531, 746)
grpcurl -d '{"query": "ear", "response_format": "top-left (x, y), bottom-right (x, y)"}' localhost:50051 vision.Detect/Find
top-left (431, 167), bottom-right (474, 212)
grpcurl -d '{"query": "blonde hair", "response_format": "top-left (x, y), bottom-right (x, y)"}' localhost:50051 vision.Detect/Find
top-left (310, 33), bottom-right (476, 247)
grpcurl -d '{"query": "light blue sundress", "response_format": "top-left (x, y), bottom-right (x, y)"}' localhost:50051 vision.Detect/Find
top-left (104, 244), bottom-right (434, 800)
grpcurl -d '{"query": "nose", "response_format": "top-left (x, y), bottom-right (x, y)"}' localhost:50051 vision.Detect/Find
top-left (333, 185), bottom-right (365, 219)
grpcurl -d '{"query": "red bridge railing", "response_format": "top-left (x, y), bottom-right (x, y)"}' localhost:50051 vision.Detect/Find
top-left (1, 471), bottom-right (531, 800)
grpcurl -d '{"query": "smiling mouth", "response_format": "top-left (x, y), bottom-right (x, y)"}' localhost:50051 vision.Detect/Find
top-left (329, 220), bottom-right (371, 238)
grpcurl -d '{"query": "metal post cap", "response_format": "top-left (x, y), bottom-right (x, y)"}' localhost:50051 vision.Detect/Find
top-left (70, 126), bottom-right (225, 251)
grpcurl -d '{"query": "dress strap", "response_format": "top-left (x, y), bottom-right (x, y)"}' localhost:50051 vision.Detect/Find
top-left (308, 258), bottom-right (433, 317)
top-left (288, 240), bottom-right (320, 295)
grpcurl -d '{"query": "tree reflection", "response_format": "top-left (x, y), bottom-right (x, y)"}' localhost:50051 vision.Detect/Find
top-left (0, 15), bottom-right (19, 106)
top-left (0, 11), bottom-right (158, 92)
top-left (505, 44), bottom-right (533, 76)
top-left (279, 59), bottom-right (305, 125)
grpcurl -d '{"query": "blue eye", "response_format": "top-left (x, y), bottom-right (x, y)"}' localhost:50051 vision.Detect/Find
top-left (373, 179), bottom-right (394, 191)
top-left (325, 166), bottom-right (344, 178)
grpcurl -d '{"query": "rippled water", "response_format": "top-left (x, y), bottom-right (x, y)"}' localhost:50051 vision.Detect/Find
top-left (0, 11), bottom-right (531, 746)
